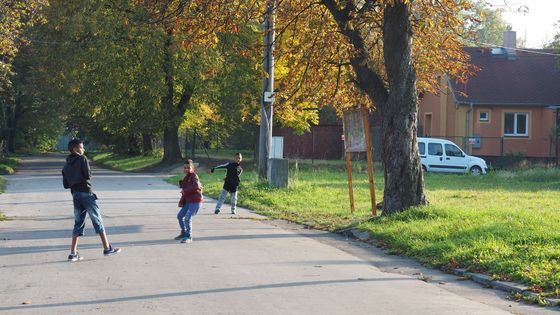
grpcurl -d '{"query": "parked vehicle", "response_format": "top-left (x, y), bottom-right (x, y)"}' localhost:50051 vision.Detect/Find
top-left (418, 137), bottom-right (488, 175)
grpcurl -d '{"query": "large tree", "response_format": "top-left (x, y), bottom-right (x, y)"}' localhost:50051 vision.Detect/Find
top-left (136, 0), bottom-right (258, 163)
top-left (0, 0), bottom-right (46, 155)
top-left (28, 0), bottom-right (165, 154)
top-left (266, 0), bottom-right (475, 214)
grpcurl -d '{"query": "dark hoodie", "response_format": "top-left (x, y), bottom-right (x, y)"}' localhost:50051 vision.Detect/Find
top-left (62, 153), bottom-right (92, 193)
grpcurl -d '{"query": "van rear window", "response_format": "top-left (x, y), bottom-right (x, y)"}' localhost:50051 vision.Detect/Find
top-left (419, 142), bottom-right (425, 155)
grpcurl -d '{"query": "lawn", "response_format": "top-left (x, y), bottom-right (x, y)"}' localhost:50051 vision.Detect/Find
top-left (171, 165), bottom-right (560, 298)
top-left (0, 176), bottom-right (5, 221)
top-left (0, 156), bottom-right (19, 221)
top-left (88, 151), bottom-right (163, 171)
top-left (0, 156), bottom-right (19, 175)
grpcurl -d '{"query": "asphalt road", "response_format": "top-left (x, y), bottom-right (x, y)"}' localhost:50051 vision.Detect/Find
top-left (0, 155), bottom-right (556, 314)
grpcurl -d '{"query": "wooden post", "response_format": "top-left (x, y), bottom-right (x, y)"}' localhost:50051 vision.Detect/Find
top-left (344, 151), bottom-right (355, 213)
top-left (363, 108), bottom-right (377, 216)
top-left (343, 124), bottom-right (355, 213)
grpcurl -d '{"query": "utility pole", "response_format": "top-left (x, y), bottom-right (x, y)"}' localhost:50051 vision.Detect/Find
top-left (258, 0), bottom-right (276, 180)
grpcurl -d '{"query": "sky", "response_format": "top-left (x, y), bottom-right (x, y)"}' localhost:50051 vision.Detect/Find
top-left (486, 0), bottom-right (560, 48)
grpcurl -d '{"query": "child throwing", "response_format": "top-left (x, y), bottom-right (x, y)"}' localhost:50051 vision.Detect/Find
top-left (210, 153), bottom-right (243, 215)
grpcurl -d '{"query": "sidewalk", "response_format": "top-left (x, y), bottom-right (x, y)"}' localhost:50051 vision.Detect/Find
top-left (0, 155), bottom-right (555, 314)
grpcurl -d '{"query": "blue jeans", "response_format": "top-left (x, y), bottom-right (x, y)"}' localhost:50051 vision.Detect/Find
top-left (177, 202), bottom-right (201, 237)
top-left (72, 191), bottom-right (105, 236)
top-left (215, 189), bottom-right (238, 212)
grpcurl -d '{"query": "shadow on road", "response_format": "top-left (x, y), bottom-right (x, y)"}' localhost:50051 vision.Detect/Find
top-left (0, 277), bottom-right (412, 312)
top-left (0, 225), bottom-right (143, 243)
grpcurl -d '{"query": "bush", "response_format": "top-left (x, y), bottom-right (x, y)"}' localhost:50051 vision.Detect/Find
top-left (0, 165), bottom-right (14, 175)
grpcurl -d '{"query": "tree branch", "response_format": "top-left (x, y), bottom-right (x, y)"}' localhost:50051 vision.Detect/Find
top-left (321, 0), bottom-right (388, 109)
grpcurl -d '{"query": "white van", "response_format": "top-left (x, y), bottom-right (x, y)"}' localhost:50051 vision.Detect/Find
top-left (418, 137), bottom-right (488, 175)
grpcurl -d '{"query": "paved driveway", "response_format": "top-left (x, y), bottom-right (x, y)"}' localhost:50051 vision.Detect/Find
top-left (0, 155), bottom-right (554, 314)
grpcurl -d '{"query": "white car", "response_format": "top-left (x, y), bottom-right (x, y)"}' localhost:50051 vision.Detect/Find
top-left (418, 137), bottom-right (488, 175)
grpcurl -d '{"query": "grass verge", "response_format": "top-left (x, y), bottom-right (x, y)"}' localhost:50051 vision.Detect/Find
top-left (0, 176), bottom-right (5, 218)
top-left (88, 151), bottom-right (163, 172)
top-left (0, 156), bottom-right (19, 221)
top-left (168, 165), bottom-right (560, 298)
top-left (0, 156), bottom-right (19, 175)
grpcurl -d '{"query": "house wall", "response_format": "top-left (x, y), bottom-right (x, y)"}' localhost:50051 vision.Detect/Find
top-left (473, 107), bottom-right (555, 158)
top-left (419, 80), bottom-right (459, 139)
top-left (418, 93), bottom-right (441, 137)
top-left (419, 93), bottom-right (556, 158)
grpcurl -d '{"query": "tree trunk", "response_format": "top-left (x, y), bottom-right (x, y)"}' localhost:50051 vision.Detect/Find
top-left (378, 3), bottom-right (427, 214)
top-left (160, 29), bottom-right (183, 164)
top-left (0, 100), bottom-right (6, 158)
top-left (142, 133), bottom-right (153, 155)
top-left (323, 0), bottom-right (427, 214)
top-left (160, 28), bottom-right (193, 164)
top-left (127, 135), bottom-right (141, 156)
top-left (6, 93), bottom-right (23, 153)
top-left (162, 126), bottom-right (182, 163)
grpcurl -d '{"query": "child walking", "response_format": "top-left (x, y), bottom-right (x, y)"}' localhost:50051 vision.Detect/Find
top-left (210, 153), bottom-right (243, 215)
top-left (174, 159), bottom-right (203, 243)
top-left (62, 138), bottom-right (121, 261)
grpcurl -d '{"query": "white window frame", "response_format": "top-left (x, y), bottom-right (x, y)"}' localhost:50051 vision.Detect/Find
top-left (479, 111), bottom-right (489, 122)
top-left (504, 112), bottom-right (529, 137)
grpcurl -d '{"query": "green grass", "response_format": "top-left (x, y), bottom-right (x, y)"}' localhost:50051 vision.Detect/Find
top-left (88, 151), bottom-right (163, 172)
top-left (0, 176), bottom-right (5, 194)
top-left (0, 156), bottom-right (19, 221)
top-left (168, 166), bottom-right (560, 297)
top-left (0, 156), bottom-right (19, 175)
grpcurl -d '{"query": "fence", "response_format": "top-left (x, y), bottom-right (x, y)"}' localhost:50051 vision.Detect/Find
top-left (429, 135), bottom-right (559, 165)
top-left (273, 125), bottom-right (383, 161)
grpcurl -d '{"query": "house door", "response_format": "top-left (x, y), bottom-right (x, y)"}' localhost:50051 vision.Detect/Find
top-left (424, 114), bottom-right (433, 137)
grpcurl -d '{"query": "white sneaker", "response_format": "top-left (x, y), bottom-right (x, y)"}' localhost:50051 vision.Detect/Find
top-left (68, 253), bottom-right (84, 262)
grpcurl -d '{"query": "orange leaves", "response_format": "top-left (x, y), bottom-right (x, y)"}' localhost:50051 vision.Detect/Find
top-left (136, 0), bottom-right (254, 49)
top-left (268, 0), bottom-right (475, 113)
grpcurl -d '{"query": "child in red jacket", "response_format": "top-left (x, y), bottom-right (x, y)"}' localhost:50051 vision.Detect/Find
top-left (174, 159), bottom-right (203, 243)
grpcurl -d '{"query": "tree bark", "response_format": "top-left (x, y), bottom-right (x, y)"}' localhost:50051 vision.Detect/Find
top-left (379, 3), bottom-right (427, 213)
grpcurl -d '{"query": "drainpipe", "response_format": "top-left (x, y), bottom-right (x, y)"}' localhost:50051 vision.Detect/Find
top-left (465, 103), bottom-right (473, 153)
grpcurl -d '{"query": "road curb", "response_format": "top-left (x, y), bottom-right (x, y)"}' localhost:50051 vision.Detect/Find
top-left (451, 269), bottom-right (559, 306)
top-left (348, 229), bottom-right (559, 307)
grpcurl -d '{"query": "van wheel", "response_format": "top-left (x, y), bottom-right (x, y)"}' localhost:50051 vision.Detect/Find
top-left (422, 165), bottom-right (427, 172)
top-left (470, 166), bottom-right (482, 176)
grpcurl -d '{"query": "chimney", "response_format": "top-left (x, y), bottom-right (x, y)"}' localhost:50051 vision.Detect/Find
top-left (503, 27), bottom-right (517, 58)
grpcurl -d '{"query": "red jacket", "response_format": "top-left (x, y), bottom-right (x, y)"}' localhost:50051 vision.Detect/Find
top-left (178, 172), bottom-right (203, 207)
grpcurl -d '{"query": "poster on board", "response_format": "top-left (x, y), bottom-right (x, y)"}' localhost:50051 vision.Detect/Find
top-left (342, 109), bottom-right (366, 152)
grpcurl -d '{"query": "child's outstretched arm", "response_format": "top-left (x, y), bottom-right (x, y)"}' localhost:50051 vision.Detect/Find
top-left (210, 163), bottom-right (229, 173)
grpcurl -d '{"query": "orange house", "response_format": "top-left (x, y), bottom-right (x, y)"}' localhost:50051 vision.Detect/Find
top-left (419, 41), bottom-right (560, 160)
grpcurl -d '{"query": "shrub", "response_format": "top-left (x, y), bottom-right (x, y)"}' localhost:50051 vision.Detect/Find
top-left (0, 165), bottom-right (14, 175)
